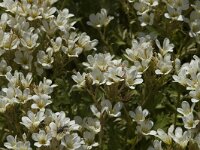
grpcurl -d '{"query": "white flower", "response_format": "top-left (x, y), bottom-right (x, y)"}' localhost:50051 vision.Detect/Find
top-left (168, 125), bottom-right (191, 148)
top-left (83, 131), bottom-right (98, 149)
top-left (2, 32), bottom-right (20, 50)
top-left (155, 38), bottom-right (174, 55)
top-left (6, 71), bottom-right (32, 88)
top-left (141, 0), bottom-right (159, 7)
top-left (34, 77), bottom-right (57, 95)
top-left (51, 37), bottom-right (62, 52)
top-left (27, 5), bottom-right (42, 21)
top-left (105, 67), bottom-right (124, 85)
top-left (31, 94), bottom-right (52, 111)
top-left (177, 101), bottom-right (195, 116)
top-left (90, 68), bottom-right (106, 85)
top-left (0, 13), bottom-right (8, 30)
top-left (155, 54), bottom-right (173, 75)
top-left (90, 105), bottom-right (101, 118)
top-left (0, 0), bottom-right (18, 14)
top-left (189, 19), bottom-right (200, 37)
top-left (182, 113), bottom-right (199, 129)
top-left (87, 8), bottom-right (114, 28)
top-left (4, 135), bottom-right (17, 149)
top-left (20, 111), bottom-right (45, 131)
top-left (61, 133), bottom-right (83, 150)
top-left (173, 68), bottom-right (189, 86)
top-left (15, 141), bottom-right (32, 150)
top-left (0, 98), bottom-right (9, 113)
top-left (173, 0), bottom-right (189, 11)
top-left (83, 117), bottom-right (101, 133)
top-left (14, 51), bottom-right (33, 70)
top-left (155, 129), bottom-right (172, 145)
top-left (125, 37), bottom-right (153, 72)
top-left (189, 85), bottom-right (200, 102)
top-left (7, 15), bottom-right (31, 33)
top-left (49, 111), bottom-right (79, 140)
top-left (138, 13), bottom-right (154, 26)
top-left (15, 88), bottom-right (32, 104)
top-left (62, 42), bottom-right (82, 57)
top-left (194, 133), bottom-right (200, 149)
top-left (2, 87), bottom-right (18, 104)
top-left (42, 19), bottom-right (57, 35)
top-left (134, 2), bottom-right (150, 15)
top-left (164, 6), bottom-right (184, 21)
top-left (20, 32), bottom-right (39, 49)
top-left (0, 59), bottom-right (11, 76)
top-left (72, 72), bottom-right (87, 88)
top-left (125, 67), bottom-right (143, 89)
top-left (37, 48), bottom-right (54, 69)
top-left (41, 7), bottom-right (57, 19)
top-left (129, 106), bottom-right (149, 123)
top-left (136, 120), bottom-right (156, 135)
top-left (32, 130), bottom-right (52, 147)
top-left (55, 8), bottom-right (75, 32)
top-left (100, 99), bottom-right (123, 117)
top-left (77, 33), bottom-right (98, 51)
top-left (147, 140), bottom-right (163, 150)
top-left (83, 53), bottom-right (114, 71)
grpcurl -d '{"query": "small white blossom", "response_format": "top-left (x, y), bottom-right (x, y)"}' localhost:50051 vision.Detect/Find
top-left (34, 77), bottom-right (57, 95)
top-left (15, 88), bottom-right (32, 104)
top-left (49, 111), bottom-right (79, 140)
top-left (31, 94), bottom-right (52, 111)
top-left (37, 48), bottom-right (54, 69)
top-left (164, 6), bottom-right (184, 21)
top-left (32, 130), bottom-right (52, 147)
top-left (14, 51), bottom-right (33, 70)
top-left (90, 68), bottom-right (106, 85)
top-left (21, 111), bottom-right (45, 131)
top-left (72, 72), bottom-right (87, 88)
top-left (141, 0), bottom-right (159, 7)
top-left (194, 133), bottom-right (200, 149)
top-left (182, 113), bottom-right (199, 129)
top-left (125, 67), bottom-right (143, 89)
top-left (51, 37), bottom-right (62, 52)
top-left (129, 106), bottom-right (149, 123)
top-left (4, 135), bottom-right (17, 149)
top-left (87, 8), bottom-right (114, 28)
top-left (134, 2), bottom-right (150, 15)
top-left (168, 125), bottom-right (191, 148)
top-left (0, 98), bottom-right (9, 113)
top-left (27, 5), bottom-right (42, 21)
top-left (0, 59), bottom-right (11, 76)
top-left (42, 19), bottom-right (57, 35)
top-left (147, 140), bottom-right (163, 150)
top-left (100, 99), bottom-right (123, 117)
top-left (61, 133), bottom-right (83, 150)
top-left (155, 129), bottom-right (172, 145)
top-left (177, 101), bottom-right (195, 116)
top-left (155, 38), bottom-right (174, 55)
top-left (20, 32), bottom-right (39, 49)
top-left (83, 117), bottom-right (101, 133)
top-left (138, 12), bottom-right (154, 26)
top-left (82, 131), bottom-right (98, 149)
top-left (136, 120), bottom-right (156, 135)
top-left (1, 32), bottom-right (20, 50)
top-left (155, 54), bottom-right (173, 75)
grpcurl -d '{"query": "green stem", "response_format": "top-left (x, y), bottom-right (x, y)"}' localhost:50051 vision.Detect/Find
top-left (174, 92), bottom-right (180, 126)
top-left (97, 28), bottom-right (113, 54)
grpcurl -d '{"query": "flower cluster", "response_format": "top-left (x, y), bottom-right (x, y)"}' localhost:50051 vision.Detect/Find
top-left (133, 0), bottom-right (159, 26)
top-left (0, 0), bottom-right (98, 75)
top-left (72, 53), bottom-right (143, 89)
